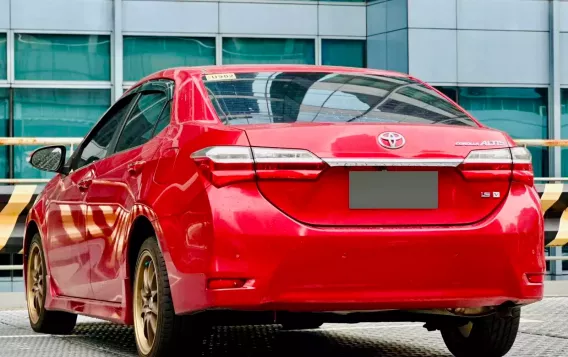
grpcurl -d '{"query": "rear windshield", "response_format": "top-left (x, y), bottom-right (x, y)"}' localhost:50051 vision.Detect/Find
top-left (202, 72), bottom-right (477, 127)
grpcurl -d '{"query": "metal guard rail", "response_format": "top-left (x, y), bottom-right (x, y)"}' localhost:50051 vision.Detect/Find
top-left (0, 138), bottom-right (565, 272)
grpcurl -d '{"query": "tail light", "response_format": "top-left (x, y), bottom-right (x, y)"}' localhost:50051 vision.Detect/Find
top-left (191, 146), bottom-right (328, 187)
top-left (510, 146), bottom-right (534, 186)
top-left (459, 147), bottom-right (533, 186)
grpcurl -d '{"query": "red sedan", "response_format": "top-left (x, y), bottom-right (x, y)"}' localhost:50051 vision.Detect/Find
top-left (24, 65), bottom-right (544, 357)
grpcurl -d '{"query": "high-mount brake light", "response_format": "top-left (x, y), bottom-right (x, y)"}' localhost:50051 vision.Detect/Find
top-left (459, 147), bottom-right (533, 185)
top-left (191, 146), bottom-right (328, 187)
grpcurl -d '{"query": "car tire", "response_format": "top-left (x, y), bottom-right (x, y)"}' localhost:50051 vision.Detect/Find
top-left (26, 234), bottom-right (77, 335)
top-left (440, 307), bottom-right (521, 357)
top-left (133, 237), bottom-right (206, 357)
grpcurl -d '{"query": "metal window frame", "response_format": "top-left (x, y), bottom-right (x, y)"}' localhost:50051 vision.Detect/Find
top-left (112, 0), bottom-right (123, 102)
top-left (225, 0), bottom-right (365, 4)
top-left (315, 36), bottom-right (322, 65)
top-left (428, 83), bottom-right (550, 89)
top-left (11, 81), bottom-right (111, 89)
top-left (13, 29), bottom-right (112, 36)
top-left (320, 36), bottom-right (367, 40)
top-left (216, 34), bottom-right (223, 65)
top-left (130, 0), bottom-right (366, 4)
top-left (6, 30), bottom-right (13, 84)
top-left (220, 34), bottom-right (318, 40)
top-left (123, 32), bottom-right (218, 38)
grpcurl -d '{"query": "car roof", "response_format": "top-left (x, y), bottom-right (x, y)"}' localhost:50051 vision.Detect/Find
top-left (127, 64), bottom-right (412, 92)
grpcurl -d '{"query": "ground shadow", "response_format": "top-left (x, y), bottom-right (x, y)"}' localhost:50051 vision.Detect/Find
top-left (67, 322), bottom-right (451, 357)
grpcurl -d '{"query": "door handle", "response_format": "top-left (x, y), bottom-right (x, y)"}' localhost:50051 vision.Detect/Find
top-left (78, 178), bottom-right (92, 191)
top-left (128, 161), bottom-right (146, 175)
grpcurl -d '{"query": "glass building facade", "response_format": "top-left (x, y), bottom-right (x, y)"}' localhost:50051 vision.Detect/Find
top-left (0, 28), bottom-right (366, 180)
top-left (0, 0), bottom-right (567, 278)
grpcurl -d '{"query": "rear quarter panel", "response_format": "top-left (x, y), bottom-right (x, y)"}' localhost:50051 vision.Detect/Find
top-left (145, 76), bottom-right (252, 277)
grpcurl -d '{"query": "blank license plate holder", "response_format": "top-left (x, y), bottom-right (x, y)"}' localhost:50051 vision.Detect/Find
top-left (349, 171), bottom-right (438, 209)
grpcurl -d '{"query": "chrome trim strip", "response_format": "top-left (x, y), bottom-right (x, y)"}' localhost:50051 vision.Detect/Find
top-left (254, 158), bottom-right (321, 163)
top-left (322, 158), bottom-right (463, 167)
top-left (463, 159), bottom-right (512, 164)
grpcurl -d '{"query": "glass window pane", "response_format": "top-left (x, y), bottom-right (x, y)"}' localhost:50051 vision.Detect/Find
top-left (203, 71), bottom-right (476, 126)
top-left (153, 101), bottom-right (171, 137)
top-left (222, 38), bottom-right (315, 65)
top-left (322, 39), bottom-right (365, 68)
top-left (115, 92), bottom-right (167, 153)
top-left (14, 88), bottom-right (111, 179)
top-left (561, 89), bottom-right (568, 177)
top-left (77, 95), bottom-right (137, 169)
top-left (123, 36), bottom-right (216, 82)
top-left (0, 34), bottom-right (6, 80)
top-left (457, 87), bottom-right (549, 177)
top-left (15, 34), bottom-right (111, 81)
top-left (0, 89), bottom-right (8, 178)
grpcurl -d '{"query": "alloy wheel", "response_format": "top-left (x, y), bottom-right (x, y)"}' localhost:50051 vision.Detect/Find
top-left (134, 250), bottom-right (159, 355)
top-left (27, 243), bottom-right (44, 324)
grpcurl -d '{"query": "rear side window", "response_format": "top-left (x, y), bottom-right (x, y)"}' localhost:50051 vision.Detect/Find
top-left (114, 92), bottom-right (168, 153)
top-left (76, 94), bottom-right (136, 169)
top-left (203, 72), bottom-right (477, 127)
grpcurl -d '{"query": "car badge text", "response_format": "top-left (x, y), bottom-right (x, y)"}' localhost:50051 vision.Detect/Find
top-left (455, 140), bottom-right (506, 146)
top-left (378, 132), bottom-right (405, 149)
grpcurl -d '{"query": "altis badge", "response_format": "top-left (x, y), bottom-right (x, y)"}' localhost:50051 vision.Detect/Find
top-left (455, 140), bottom-right (506, 146)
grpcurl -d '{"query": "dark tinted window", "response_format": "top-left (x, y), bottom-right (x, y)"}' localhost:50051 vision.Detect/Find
top-left (76, 95), bottom-right (135, 169)
top-left (115, 92), bottom-right (167, 153)
top-left (152, 101), bottom-right (171, 137)
top-left (203, 72), bottom-right (477, 127)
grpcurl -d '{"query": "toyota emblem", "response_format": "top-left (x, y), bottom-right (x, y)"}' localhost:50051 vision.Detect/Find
top-left (378, 132), bottom-right (405, 149)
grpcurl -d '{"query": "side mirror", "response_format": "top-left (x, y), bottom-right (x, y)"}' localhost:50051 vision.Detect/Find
top-left (29, 145), bottom-right (67, 173)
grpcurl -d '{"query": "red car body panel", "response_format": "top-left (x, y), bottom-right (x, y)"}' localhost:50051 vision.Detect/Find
top-left (23, 65), bottom-right (545, 325)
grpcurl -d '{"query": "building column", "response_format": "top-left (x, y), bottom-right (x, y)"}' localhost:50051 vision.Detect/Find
top-left (549, 0), bottom-right (563, 277)
top-left (111, 0), bottom-right (123, 102)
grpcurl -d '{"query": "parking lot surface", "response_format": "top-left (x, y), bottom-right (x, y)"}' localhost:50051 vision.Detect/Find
top-left (0, 297), bottom-right (566, 357)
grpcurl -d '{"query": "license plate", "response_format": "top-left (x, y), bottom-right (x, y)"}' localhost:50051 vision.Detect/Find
top-left (349, 171), bottom-right (438, 209)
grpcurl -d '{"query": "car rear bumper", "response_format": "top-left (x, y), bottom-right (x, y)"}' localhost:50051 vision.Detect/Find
top-left (162, 182), bottom-right (545, 315)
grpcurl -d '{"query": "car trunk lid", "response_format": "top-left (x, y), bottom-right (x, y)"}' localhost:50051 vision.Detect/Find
top-left (238, 123), bottom-right (516, 227)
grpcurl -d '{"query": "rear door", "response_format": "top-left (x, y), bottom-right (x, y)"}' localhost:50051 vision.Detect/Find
top-left (202, 71), bottom-right (513, 227)
top-left (85, 80), bottom-right (172, 303)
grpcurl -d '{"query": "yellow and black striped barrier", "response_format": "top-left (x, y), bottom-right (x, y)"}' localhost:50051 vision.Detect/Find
top-left (0, 185), bottom-right (42, 254)
top-left (0, 184), bottom-right (566, 254)
top-left (537, 183), bottom-right (568, 247)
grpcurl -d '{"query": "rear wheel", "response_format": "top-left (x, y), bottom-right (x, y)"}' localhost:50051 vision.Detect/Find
top-left (133, 237), bottom-right (206, 357)
top-left (26, 234), bottom-right (77, 334)
top-left (440, 308), bottom-right (521, 357)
